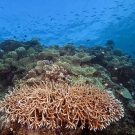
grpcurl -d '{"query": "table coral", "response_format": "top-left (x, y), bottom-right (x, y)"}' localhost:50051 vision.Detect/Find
top-left (0, 81), bottom-right (124, 131)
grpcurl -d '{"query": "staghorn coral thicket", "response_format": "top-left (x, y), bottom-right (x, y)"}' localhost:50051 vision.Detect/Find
top-left (0, 81), bottom-right (124, 131)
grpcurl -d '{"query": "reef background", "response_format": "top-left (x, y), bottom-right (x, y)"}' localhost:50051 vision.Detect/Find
top-left (0, 39), bottom-right (135, 135)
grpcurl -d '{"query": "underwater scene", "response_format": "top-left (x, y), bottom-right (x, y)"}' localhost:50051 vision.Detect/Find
top-left (0, 0), bottom-right (135, 135)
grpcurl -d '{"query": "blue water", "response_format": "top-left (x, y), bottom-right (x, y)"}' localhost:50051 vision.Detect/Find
top-left (0, 0), bottom-right (135, 57)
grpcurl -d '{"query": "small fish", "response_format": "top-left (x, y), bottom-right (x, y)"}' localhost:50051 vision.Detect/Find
top-left (132, 51), bottom-right (135, 54)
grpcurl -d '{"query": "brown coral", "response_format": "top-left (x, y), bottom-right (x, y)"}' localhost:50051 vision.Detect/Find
top-left (25, 60), bottom-right (71, 84)
top-left (0, 81), bottom-right (124, 131)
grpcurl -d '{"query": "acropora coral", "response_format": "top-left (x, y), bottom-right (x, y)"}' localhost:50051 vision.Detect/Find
top-left (0, 81), bottom-right (124, 131)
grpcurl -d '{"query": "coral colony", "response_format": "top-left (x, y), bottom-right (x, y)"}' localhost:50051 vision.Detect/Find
top-left (1, 80), bottom-right (124, 131)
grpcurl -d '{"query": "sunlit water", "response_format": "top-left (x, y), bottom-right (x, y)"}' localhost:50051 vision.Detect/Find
top-left (0, 0), bottom-right (135, 57)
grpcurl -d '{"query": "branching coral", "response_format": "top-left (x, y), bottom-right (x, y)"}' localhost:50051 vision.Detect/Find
top-left (0, 81), bottom-right (124, 131)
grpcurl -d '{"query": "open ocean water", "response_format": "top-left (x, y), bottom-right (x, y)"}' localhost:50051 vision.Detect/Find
top-left (0, 0), bottom-right (135, 57)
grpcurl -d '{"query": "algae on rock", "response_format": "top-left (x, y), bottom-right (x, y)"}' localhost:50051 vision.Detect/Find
top-left (117, 87), bottom-right (132, 99)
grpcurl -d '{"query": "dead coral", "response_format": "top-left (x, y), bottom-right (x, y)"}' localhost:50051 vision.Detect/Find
top-left (0, 81), bottom-right (124, 131)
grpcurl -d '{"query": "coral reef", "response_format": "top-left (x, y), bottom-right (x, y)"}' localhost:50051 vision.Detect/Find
top-left (7, 51), bottom-right (18, 60)
top-left (0, 39), bottom-right (135, 135)
top-left (113, 48), bottom-right (123, 56)
top-left (26, 47), bottom-right (36, 55)
top-left (24, 60), bottom-right (71, 84)
top-left (1, 81), bottom-right (124, 131)
top-left (15, 47), bottom-right (26, 58)
top-left (59, 44), bottom-right (76, 56)
top-left (60, 51), bottom-right (96, 76)
top-left (37, 47), bottom-right (60, 61)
